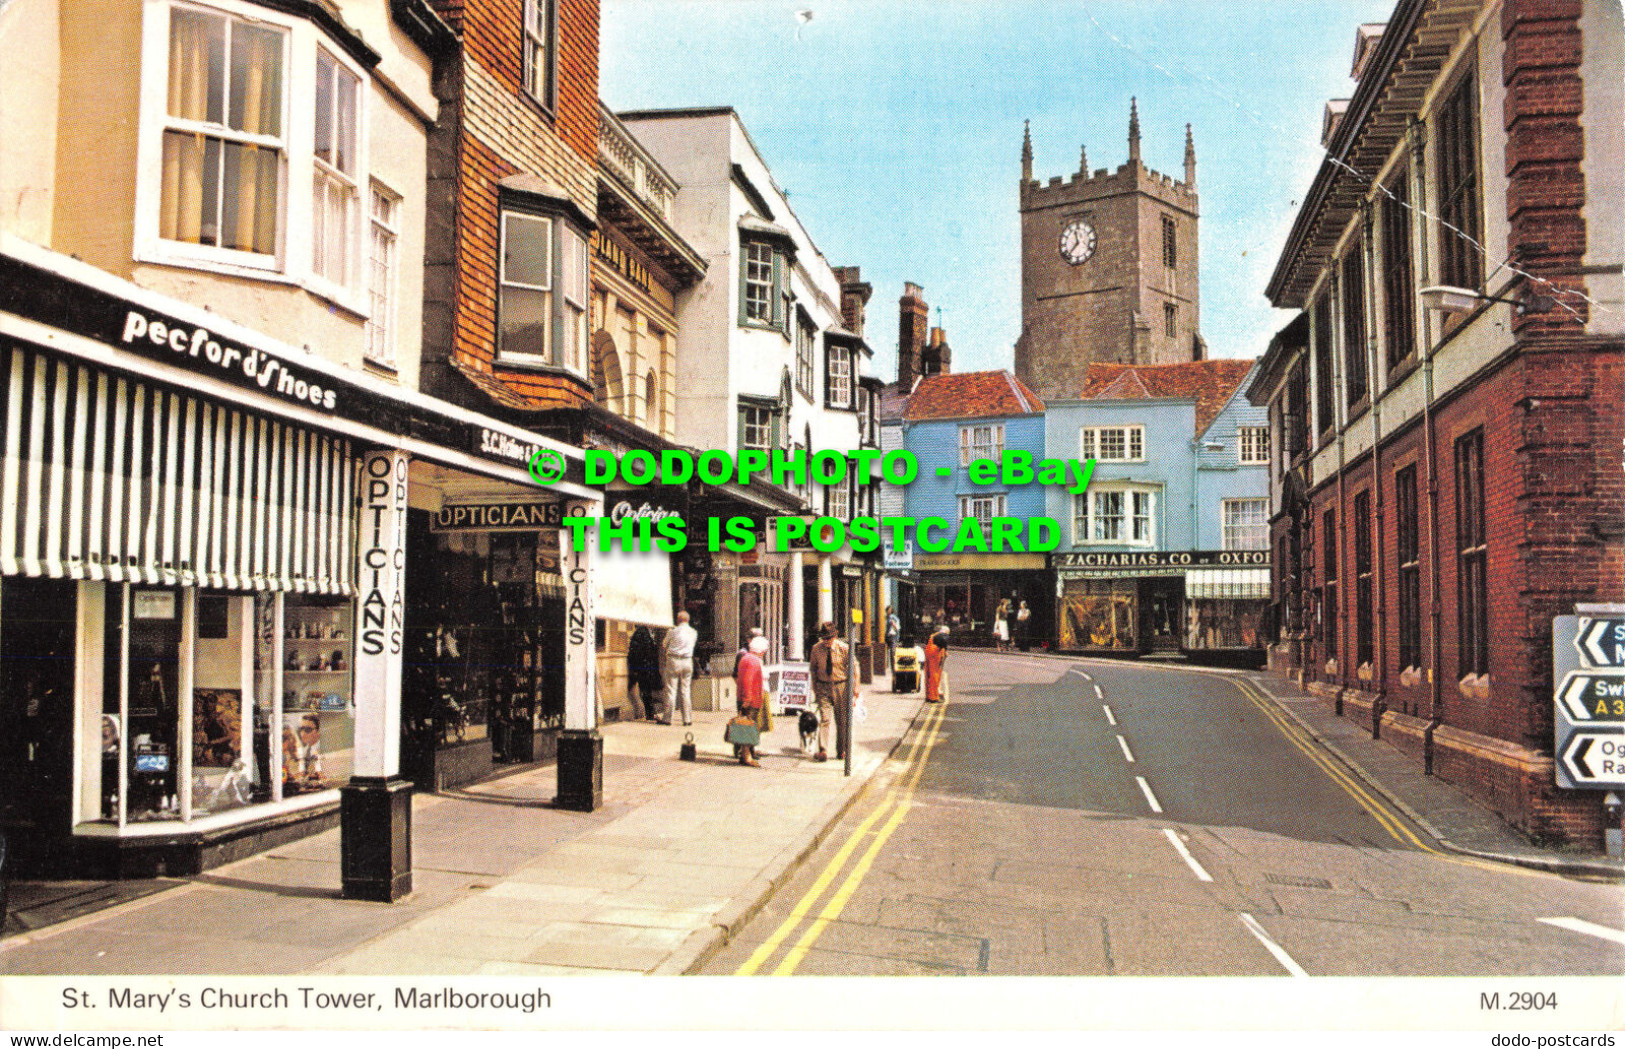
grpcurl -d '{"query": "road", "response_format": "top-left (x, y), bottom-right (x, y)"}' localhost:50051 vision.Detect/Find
top-left (703, 651), bottom-right (1625, 976)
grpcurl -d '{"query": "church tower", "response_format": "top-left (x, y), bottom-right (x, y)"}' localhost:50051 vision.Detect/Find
top-left (1014, 105), bottom-right (1205, 402)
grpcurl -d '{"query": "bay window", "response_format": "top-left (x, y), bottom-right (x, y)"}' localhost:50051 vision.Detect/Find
top-left (140, 1), bottom-right (374, 313)
top-left (497, 207), bottom-right (590, 375)
top-left (1075, 487), bottom-right (1156, 546)
top-left (826, 345), bottom-right (852, 408)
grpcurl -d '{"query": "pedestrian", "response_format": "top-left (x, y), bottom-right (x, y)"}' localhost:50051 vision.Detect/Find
top-left (661, 610), bottom-right (698, 726)
top-left (628, 625), bottom-right (662, 721)
top-left (924, 625), bottom-right (950, 703)
top-left (884, 606), bottom-right (900, 675)
top-left (994, 598), bottom-right (1011, 652)
top-left (808, 620), bottom-right (850, 762)
top-left (735, 627), bottom-right (764, 680)
top-left (734, 634), bottom-right (771, 767)
top-left (1015, 599), bottom-right (1033, 652)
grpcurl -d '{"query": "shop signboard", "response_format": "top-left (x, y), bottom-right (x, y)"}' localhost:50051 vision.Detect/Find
top-left (1553, 615), bottom-right (1625, 789)
top-left (882, 539), bottom-right (914, 571)
top-left (1052, 550), bottom-right (1271, 571)
top-left (776, 662), bottom-right (812, 712)
top-left (430, 500), bottom-right (564, 532)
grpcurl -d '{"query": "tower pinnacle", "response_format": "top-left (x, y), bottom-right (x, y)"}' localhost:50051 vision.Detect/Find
top-left (1184, 123), bottom-right (1196, 188)
top-left (1079, 142), bottom-right (1089, 176)
top-left (1128, 97), bottom-right (1141, 165)
top-left (1021, 120), bottom-right (1033, 183)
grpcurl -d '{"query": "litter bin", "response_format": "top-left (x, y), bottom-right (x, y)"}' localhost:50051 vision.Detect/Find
top-left (892, 644), bottom-right (921, 693)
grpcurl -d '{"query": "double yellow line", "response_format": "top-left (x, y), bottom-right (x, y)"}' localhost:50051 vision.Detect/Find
top-left (1229, 677), bottom-right (1436, 852)
top-left (735, 697), bottom-right (952, 976)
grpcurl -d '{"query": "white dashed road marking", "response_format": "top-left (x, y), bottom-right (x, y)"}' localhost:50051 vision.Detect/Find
top-left (1102, 704), bottom-right (1116, 726)
top-left (1135, 775), bottom-right (1163, 814)
top-left (1240, 913), bottom-right (1309, 977)
top-left (1116, 734), bottom-right (1136, 763)
top-left (1161, 828), bottom-right (1212, 882)
top-left (1538, 917), bottom-right (1625, 946)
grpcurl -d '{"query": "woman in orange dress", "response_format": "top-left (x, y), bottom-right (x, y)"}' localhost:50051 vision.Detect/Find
top-left (923, 626), bottom-right (950, 703)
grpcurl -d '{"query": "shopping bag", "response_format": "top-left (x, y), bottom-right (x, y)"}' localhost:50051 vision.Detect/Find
top-left (724, 715), bottom-right (760, 747)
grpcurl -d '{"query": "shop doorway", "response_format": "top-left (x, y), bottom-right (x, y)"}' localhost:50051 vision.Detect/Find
top-left (0, 577), bottom-right (78, 867)
top-left (1143, 578), bottom-right (1184, 656)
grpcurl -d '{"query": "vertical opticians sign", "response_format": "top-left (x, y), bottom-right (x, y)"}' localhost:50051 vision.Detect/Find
top-left (561, 499), bottom-right (596, 733)
top-left (353, 451), bottom-right (409, 779)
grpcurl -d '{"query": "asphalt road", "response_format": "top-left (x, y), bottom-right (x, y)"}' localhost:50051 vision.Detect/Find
top-left (703, 651), bottom-right (1625, 977)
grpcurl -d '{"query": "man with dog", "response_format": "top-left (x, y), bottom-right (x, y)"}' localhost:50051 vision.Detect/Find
top-left (809, 621), bottom-right (849, 763)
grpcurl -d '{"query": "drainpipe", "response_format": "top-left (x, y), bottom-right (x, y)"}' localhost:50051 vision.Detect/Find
top-left (1363, 199), bottom-right (1388, 739)
top-left (1331, 280), bottom-right (1350, 716)
top-left (1409, 118), bottom-right (1445, 775)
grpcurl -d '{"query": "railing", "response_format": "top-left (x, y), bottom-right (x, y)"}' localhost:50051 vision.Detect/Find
top-left (599, 107), bottom-right (677, 223)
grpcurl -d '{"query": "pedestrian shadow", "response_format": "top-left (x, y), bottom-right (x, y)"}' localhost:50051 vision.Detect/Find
top-left (192, 872), bottom-right (344, 901)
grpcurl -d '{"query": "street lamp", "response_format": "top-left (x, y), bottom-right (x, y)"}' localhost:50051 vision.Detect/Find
top-left (1419, 284), bottom-right (1555, 316)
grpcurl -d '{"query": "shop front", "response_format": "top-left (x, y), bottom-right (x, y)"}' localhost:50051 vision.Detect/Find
top-left (0, 241), bottom-right (595, 881)
top-left (911, 552), bottom-right (1050, 650)
top-left (1053, 550), bottom-right (1271, 661)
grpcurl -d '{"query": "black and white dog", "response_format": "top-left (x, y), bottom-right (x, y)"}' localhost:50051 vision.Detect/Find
top-left (797, 710), bottom-right (820, 754)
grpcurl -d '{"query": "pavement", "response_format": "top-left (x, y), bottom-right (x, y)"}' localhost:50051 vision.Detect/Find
top-left (1, 680), bottom-right (924, 975)
top-left (2, 655), bottom-right (1617, 977)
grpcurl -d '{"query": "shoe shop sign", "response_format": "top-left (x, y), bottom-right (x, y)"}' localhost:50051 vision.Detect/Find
top-left (1552, 614), bottom-right (1625, 789)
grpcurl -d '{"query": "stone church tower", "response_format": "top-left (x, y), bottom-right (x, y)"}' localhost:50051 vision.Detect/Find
top-left (1014, 102), bottom-right (1205, 401)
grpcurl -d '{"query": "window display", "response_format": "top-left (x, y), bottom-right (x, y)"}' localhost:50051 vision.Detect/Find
top-left (281, 596), bottom-right (354, 793)
top-left (1060, 579), bottom-right (1138, 651)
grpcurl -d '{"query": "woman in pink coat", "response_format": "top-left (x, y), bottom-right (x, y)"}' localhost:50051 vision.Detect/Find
top-left (735, 635), bottom-right (769, 766)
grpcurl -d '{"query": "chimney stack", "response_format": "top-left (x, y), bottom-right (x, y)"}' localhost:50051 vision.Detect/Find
top-left (833, 265), bottom-right (872, 337)
top-left (898, 283), bottom-right (929, 387)
top-left (922, 326), bottom-right (951, 377)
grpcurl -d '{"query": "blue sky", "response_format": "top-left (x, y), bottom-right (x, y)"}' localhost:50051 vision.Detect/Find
top-left (601, 0), bottom-right (1397, 378)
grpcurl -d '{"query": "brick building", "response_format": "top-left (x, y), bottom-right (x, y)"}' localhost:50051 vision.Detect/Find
top-left (1248, 0), bottom-right (1624, 846)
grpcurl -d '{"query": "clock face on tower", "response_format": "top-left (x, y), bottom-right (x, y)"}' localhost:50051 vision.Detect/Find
top-left (1060, 220), bottom-right (1096, 265)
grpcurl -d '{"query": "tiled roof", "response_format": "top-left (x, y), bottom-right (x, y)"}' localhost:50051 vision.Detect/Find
top-left (1079, 359), bottom-right (1257, 435)
top-left (903, 370), bottom-right (1045, 422)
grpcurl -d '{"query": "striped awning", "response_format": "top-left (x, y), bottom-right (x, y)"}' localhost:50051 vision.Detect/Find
top-left (1, 340), bottom-right (356, 593)
top-left (1184, 568), bottom-right (1272, 600)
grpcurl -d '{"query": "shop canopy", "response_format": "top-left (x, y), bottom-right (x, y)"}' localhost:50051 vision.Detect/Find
top-left (1184, 568), bottom-right (1272, 600)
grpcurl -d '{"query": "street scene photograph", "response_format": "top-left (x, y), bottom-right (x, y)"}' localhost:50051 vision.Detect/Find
top-left (0, 0), bottom-right (1622, 1035)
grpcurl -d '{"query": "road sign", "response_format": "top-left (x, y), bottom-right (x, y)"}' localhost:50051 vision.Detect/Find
top-left (1552, 615), bottom-right (1625, 789)
top-left (1574, 618), bottom-right (1625, 668)
top-left (1556, 671), bottom-right (1625, 722)
top-left (1560, 731), bottom-right (1625, 787)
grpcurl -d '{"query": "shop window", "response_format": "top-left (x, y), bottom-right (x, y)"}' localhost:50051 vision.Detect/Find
top-left (1436, 68), bottom-right (1483, 292)
top-left (280, 595), bottom-right (354, 795)
top-left (1239, 426), bottom-right (1270, 465)
top-left (1079, 425), bottom-right (1143, 463)
top-left (958, 423), bottom-right (1005, 466)
top-left (1342, 244), bottom-right (1367, 406)
top-left (1395, 465), bottom-right (1422, 671)
top-left (1455, 429), bottom-right (1488, 678)
top-left (1059, 579), bottom-right (1137, 651)
top-left (1222, 498), bottom-right (1268, 550)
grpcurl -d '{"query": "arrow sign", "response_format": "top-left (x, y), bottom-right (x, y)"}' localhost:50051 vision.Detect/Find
top-left (1575, 617), bottom-right (1625, 668)
top-left (1560, 731), bottom-right (1625, 787)
top-left (1557, 671), bottom-right (1625, 721)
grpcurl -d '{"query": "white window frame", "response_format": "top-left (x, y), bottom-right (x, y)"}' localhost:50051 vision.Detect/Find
top-left (740, 404), bottom-right (773, 452)
top-left (1074, 485), bottom-right (1158, 547)
top-left (1078, 425), bottom-right (1145, 463)
top-left (958, 493), bottom-right (1007, 524)
top-left (743, 241), bottom-right (774, 324)
top-left (364, 182), bottom-right (400, 370)
top-left (309, 45), bottom-right (361, 296)
top-left (1238, 426), bottom-right (1270, 465)
top-left (134, 0), bottom-right (370, 315)
top-left (522, 0), bottom-right (555, 109)
top-left (1222, 498), bottom-right (1269, 551)
top-left (827, 344), bottom-right (852, 409)
top-left (958, 423), bottom-right (1005, 466)
top-left (562, 224), bottom-right (589, 377)
top-left (497, 211), bottom-right (554, 367)
top-left (825, 476), bottom-right (850, 520)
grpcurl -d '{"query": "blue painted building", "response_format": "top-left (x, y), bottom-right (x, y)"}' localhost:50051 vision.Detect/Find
top-left (899, 370), bottom-right (1051, 647)
top-left (1043, 360), bottom-right (1271, 659)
